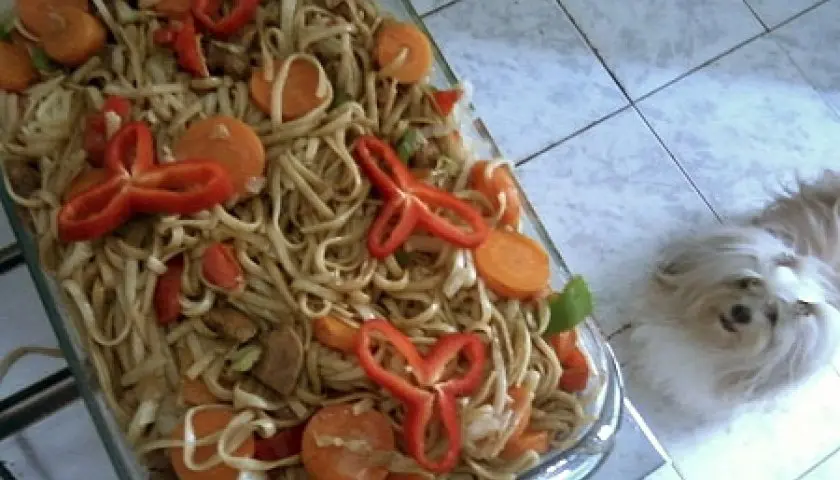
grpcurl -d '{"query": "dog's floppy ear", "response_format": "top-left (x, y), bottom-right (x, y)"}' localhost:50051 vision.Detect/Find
top-left (655, 241), bottom-right (700, 290)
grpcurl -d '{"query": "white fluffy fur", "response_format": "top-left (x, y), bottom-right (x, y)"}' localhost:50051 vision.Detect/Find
top-left (631, 172), bottom-right (840, 412)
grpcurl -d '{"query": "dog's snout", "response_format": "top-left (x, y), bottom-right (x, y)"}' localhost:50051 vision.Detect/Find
top-left (730, 304), bottom-right (751, 324)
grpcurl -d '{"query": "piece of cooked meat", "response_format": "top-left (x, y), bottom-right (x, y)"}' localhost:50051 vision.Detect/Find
top-left (251, 327), bottom-right (303, 396)
top-left (204, 307), bottom-right (258, 343)
top-left (5, 162), bottom-right (41, 198)
top-left (206, 42), bottom-right (250, 79)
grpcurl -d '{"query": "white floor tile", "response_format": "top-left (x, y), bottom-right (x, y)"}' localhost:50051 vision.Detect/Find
top-left (801, 447), bottom-right (840, 479)
top-left (773, 0), bottom-right (840, 116)
top-left (517, 108), bottom-right (717, 336)
top-left (424, 0), bottom-right (626, 161)
top-left (561, 0), bottom-right (763, 99)
top-left (638, 36), bottom-right (840, 220)
top-left (410, 0), bottom-right (455, 15)
top-left (745, 0), bottom-right (824, 28)
top-left (610, 327), bottom-right (840, 480)
top-left (645, 464), bottom-right (683, 480)
top-left (0, 400), bottom-right (116, 480)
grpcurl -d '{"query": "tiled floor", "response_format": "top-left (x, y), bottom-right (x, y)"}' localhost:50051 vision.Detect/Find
top-left (420, 0), bottom-right (840, 478)
top-left (5, 0), bottom-right (840, 479)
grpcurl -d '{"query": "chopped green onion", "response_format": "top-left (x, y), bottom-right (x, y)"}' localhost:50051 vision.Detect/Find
top-left (229, 344), bottom-right (263, 373)
top-left (545, 275), bottom-right (594, 335)
top-left (394, 250), bottom-right (412, 267)
top-left (0, 12), bottom-right (15, 41)
top-left (331, 90), bottom-right (351, 110)
top-left (396, 128), bottom-right (426, 164)
top-left (31, 48), bottom-right (56, 73)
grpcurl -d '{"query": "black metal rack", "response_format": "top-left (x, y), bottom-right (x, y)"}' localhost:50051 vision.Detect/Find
top-left (0, 243), bottom-right (79, 447)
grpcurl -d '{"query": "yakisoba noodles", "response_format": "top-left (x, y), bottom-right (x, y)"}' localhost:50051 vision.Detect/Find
top-left (0, 0), bottom-right (600, 479)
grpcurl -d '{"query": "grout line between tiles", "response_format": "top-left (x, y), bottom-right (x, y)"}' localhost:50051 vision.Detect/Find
top-left (633, 30), bottom-right (767, 104)
top-left (631, 105), bottom-right (723, 223)
top-left (420, 0), bottom-right (460, 18)
top-left (794, 444), bottom-right (840, 479)
top-left (606, 323), bottom-right (631, 340)
top-left (767, 0), bottom-right (831, 31)
top-left (514, 105), bottom-right (632, 167)
top-left (740, 0), bottom-right (771, 31)
top-left (552, 0), bottom-right (632, 102)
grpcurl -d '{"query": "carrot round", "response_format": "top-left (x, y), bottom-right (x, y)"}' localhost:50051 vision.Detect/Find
top-left (506, 386), bottom-right (533, 443)
top-left (500, 430), bottom-right (550, 460)
top-left (40, 7), bottom-right (106, 67)
top-left (558, 347), bottom-right (589, 393)
top-left (15, 0), bottom-right (89, 37)
top-left (470, 161), bottom-right (521, 227)
top-left (63, 168), bottom-right (110, 202)
top-left (174, 115), bottom-right (266, 197)
top-left (375, 21), bottom-right (433, 84)
top-left (170, 408), bottom-right (255, 480)
top-left (474, 229), bottom-right (550, 300)
top-left (250, 59), bottom-right (323, 120)
top-left (0, 42), bottom-right (37, 93)
top-left (302, 403), bottom-right (395, 480)
top-left (313, 316), bottom-right (359, 354)
top-left (180, 377), bottom-right (218, 406)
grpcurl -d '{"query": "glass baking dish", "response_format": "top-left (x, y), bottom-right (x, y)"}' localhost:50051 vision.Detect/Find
top-left (0, 0), bottom-right (623, 478)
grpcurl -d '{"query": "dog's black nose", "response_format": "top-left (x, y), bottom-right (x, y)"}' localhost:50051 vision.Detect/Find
top-left (731, 304), bottom-right (751, 324)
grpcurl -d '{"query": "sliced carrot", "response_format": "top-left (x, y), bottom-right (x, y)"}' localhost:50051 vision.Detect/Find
top-left (40, 7), bottom-right (106, 67)
top-left (313, 316), bottom-right (359, 354)
top-left (174, 115), bottom-right (266, 197)
top-left (249, 58), bottom-right (323, 120)
top-left (169, 407), bottom-right (255, 480)
top-left (375, 21), bottom-right (433, 84)
top-left (0, 42), bottom-right (37, 93)
top-left (547, 329), bottom-right (578, 364)
top-left (558, 347), bottom-right (589, 393)
top-left (63, 168), bottom-right (110, 202)
top-left (506, 386), bottom-right (533, 443)
top-left (500, 429), bottom-right (550, 460)
top-left (470, 161), bottom-right (521, 228)
top-left (180, 376), bottom-right (218, 406)
top-left (16, 0), bottom-right (89, 37)
top-left (474, 229), bottom-right (550, 300)
top-left (201, 243), bottom-right (244, 293)
top-left (302, 403), bottom-right (395, 480)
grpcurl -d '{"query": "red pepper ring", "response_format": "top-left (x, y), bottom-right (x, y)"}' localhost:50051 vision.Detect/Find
top-left (58, 122), bottom-right (234, 242)
top-left (355, 319), bottom-right (487, 473)
top-left (192, 0), bottom-right (260, 38)
top-left (354, 136), bottom-right (490, 259)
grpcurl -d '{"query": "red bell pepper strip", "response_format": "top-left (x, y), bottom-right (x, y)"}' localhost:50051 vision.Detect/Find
top-left (201, 242), bottom-right (245, 292)
top-left (353, 136), bottom-right (489, 259)
top-left (154, 255), bottom-right (184, 325)
top-left (192, 0), bottom-right (259, 38)
top-left (431, 88), bottom-right (462, 117)
top-left (170, 16), bottom-right (209, 78)
top-left (57, 121), bottom-right (234, 242)
top-left (84, 96), bottom-right (132, 167)
top-left (355, 319), bottom-right (486, 473)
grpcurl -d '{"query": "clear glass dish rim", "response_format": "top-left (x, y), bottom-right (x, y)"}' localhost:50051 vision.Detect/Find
top-left (0, 0), bottom-right (624, 478)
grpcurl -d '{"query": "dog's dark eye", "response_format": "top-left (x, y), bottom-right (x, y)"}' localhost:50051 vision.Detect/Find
top-left (795, 301), bottom-right (812, 315)
top-left (767, 308), bottom-right (778, 326)
top-left (737, 278), bottom-right (755, 290)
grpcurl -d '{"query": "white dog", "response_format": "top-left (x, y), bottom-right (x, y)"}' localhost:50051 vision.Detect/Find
top-left (631, 172), bottom-right (840, 412)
